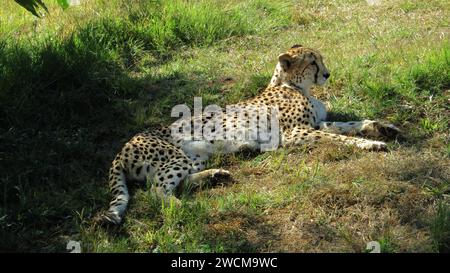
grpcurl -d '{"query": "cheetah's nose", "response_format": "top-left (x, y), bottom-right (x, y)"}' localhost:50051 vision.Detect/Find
top-left (323, 72), bottom-right (330, 79)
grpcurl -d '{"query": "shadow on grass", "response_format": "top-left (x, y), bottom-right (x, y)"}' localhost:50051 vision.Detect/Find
top-left (0, 29), bottom-right (207, 252)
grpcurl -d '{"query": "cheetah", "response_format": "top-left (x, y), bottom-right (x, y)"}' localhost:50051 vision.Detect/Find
top-left (100, 44), bottom-right (400, 225)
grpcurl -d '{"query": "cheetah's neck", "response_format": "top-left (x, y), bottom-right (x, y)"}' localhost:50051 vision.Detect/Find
top-left (269, 63), bottom-right (310, 97)
top-left (269, 63), bottom-right (283, 86)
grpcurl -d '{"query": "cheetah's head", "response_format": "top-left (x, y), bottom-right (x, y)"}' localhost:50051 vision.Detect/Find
top-left (273, 44), bottom-right (330, 92)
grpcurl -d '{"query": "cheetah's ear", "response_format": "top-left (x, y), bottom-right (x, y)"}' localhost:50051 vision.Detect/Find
top-left (291, 44), bottom-right (303, 49)
top-left (278, 53), bottom-right (293, 71)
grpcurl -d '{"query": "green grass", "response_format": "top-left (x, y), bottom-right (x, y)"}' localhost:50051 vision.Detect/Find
top-left (1, 0), bottom-right (449, 252)
top-left (431, 202), bottom-right (450, 252)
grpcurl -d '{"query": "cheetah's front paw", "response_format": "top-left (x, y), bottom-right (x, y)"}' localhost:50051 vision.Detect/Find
top-left (211, 169), bottom-right (231, 178)
top-left (361, 120), bottom-right (401, 139)
top-left (356, 140), bottom-right (387, 151)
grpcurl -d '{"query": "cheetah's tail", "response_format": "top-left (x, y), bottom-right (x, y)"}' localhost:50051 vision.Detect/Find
top-left (101, 156), bottom-right (129, 225)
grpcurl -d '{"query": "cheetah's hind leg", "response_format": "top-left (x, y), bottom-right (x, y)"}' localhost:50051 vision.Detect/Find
top-left (151, 169), bottom-right (231, 203)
